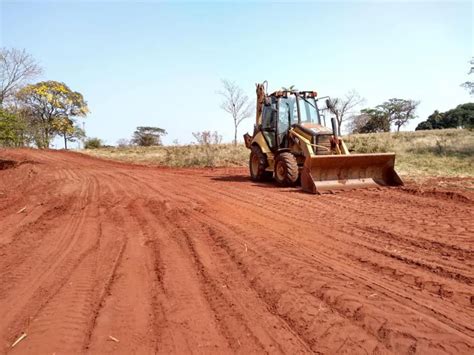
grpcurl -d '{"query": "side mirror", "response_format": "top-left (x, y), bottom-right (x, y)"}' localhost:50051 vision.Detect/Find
top-left (325, 99), bottom-right (332, 110)
top-left (316, 96), bottom-right (331, 111)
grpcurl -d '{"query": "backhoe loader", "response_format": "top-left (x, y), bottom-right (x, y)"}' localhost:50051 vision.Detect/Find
top-left (243, 82), bottom-right (403, 193)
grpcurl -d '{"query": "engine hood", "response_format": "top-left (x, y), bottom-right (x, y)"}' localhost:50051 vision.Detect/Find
top-left (294, 123), bottom-right (333, 136)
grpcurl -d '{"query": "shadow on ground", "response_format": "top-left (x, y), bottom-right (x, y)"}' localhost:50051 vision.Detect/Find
top-left (0, 159), bottom-right (17, 170)
top-left (209, 174), bottom-right (307, 193)
top-left (209, 175), bottom-right (251, 183)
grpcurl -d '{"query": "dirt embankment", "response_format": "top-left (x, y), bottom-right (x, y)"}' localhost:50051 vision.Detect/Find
top-left (0, 149), bottom-right (473, 354)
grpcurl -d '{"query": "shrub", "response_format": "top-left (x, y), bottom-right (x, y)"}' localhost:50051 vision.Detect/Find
top-left (85, 137), bottom-right (103, 149)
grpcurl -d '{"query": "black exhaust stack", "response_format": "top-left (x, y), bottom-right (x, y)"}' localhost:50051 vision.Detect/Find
top-left (331, 117), bottom-right (338, 137)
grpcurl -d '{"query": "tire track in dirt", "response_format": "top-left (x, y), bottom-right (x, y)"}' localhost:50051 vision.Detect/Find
top-left (128, 199), bottom-right (234, 353)
top-left (1, 149), bottom-right (473, 354)
top-left (186, 179), bottom-right (474, 331)
top-left (176, 178), bottom-right (470, 308)
top-left (189, 208), bottom-right (472, 353)
top-left (7, 168), bottom-right (134, 353)
top-left (101, 170), bottom-right (311, 352)
top-left (127, 172), bottom-right (474, 354)
top-left (122, 174), bottom-right (414, 352)
top-left (85, 171), bottom-right (159, 354)
top-left (188, 176), bottom-right (473, 283)
top-left (4, 172), bottom-right (101, 353)
top-left (158, 201), bottom-right (385, 353)
top-left (113, 168), bottom-right (472, 346)
top-left (145, 198), bottom-right (314, 354)
top-left (0, 172), bottom-right (98, 348)
top-left (128, 175), bottom-right (390, 354)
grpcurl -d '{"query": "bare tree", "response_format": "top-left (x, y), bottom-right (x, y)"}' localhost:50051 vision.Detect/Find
top-left (327, 90), bottom-right (365, 135)
top-left (0, 48), bottom-right (42, 106)
top-left (116, 138), bottom-right (130, 147)
top-left (461, 57), bottom-right (474, 96)
top-left (348, 113), bottom-right (371, 134)
top-left (218, 79), bottom-right (254, 145)
top-left (192, 130), bottom-right (222, 145)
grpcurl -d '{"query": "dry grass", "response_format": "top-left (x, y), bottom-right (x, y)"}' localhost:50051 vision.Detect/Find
top-left (84, 129), bottom-right (473, 178)
top-left (84, 143), bottom-right (248, 168)
top-left (344, 129), bottom-right (473, 177)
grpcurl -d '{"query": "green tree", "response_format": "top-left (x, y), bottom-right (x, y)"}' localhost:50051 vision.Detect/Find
top-left (426, 110), bottom-right (445, 129)
top-left (132, 126), bottom-right (167, 146)
top-left (85, 137), bottom-right (103, 149)
top-left (0, 108), bottom-right (26, 147)
top-left (15, 81), bottom-right (88, 148)
top-left (416, 104), bottom-right (474, 130)
top-left (415, 120), bottom-right (432, 131)
top-left (52, 117), bottom-right (85, 149)
top-left (377, 98), bottom-right (419, 132)
top-left (355, 108), bottom-right (390, 133)
top-left (443, 103), bottom-right (474, 129)
top-left (350, 98), bottom-right (418, 133)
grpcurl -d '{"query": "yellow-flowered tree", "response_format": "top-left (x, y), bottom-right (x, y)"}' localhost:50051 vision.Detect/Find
top-left (51, 117), bottom-right (85, 149)
top-left (16, 81), bottom-right (88, 148)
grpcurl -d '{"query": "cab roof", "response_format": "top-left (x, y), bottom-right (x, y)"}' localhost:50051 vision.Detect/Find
top-left (268, 90), bottom-right (318, 98)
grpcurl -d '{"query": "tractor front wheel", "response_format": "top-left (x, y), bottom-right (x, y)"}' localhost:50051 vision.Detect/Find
top-left (249, 145), bottom-right (273, 181)
top-left (274, 152), bottom-right (298, 186)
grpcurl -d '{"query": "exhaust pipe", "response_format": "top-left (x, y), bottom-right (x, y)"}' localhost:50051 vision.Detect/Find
top-left (331, 117), bottom-right (338, 138)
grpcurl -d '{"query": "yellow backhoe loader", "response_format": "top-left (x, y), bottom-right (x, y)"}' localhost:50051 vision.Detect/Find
top-left (243, 82), bottom-right (403, 193)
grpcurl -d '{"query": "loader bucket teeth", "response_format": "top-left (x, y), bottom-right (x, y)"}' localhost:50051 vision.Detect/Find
top-left (300, 153), bottom-right (403, 194)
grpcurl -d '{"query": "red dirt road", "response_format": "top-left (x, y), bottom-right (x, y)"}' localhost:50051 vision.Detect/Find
top-left (0, 149), bottom-right (473, 354)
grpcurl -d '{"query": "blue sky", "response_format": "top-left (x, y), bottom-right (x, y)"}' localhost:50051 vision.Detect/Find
top-left (1, 1), bottom-right (472, 146)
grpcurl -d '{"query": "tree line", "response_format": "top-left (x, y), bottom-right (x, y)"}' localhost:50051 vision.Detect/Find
top-left (87, 126), bottom-right (168, 149)
top-left (334, 97), bottom-right (472, 134)
top-left (2, 48), bottom-right (471, 150)
top-left (0, 48), bottom-right (89, 149)
top-left (221, 57), bottom-right (473, 137)
top-left (219, 80), bottom-right (420, 135)
top-left (416, 104), bottom-right (474, 130)
top-left (347, 98), bottom-right (419, 133)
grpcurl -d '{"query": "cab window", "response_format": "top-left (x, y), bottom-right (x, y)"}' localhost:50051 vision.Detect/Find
top-left (278, 96), bottom-right (297, 130)
top-left (261, 104), bottom-right (276, 129)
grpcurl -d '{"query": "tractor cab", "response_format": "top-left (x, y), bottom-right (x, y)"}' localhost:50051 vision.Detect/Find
top-left (259, 91), bottom-right (334, 153)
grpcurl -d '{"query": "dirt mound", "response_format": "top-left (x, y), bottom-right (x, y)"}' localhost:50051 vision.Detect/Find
top-left (0, 149), bottom-right (472, 354)
top-left (401, 186), bottom-right (473, 203)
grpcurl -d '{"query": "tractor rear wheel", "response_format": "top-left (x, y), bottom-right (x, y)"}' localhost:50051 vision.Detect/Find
top-left (274, 152), bottom-right (298, 186)
top-left (249, 145), bottom-right (272, 181)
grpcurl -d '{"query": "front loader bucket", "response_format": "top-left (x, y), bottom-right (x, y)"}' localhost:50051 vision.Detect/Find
top-left (300, 153), bottom-right (403, 194)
